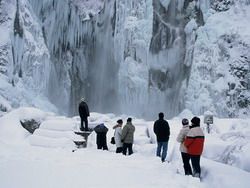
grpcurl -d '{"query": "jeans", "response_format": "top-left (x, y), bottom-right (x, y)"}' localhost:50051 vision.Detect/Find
top-left (156, 141), bottom-right (168, 162)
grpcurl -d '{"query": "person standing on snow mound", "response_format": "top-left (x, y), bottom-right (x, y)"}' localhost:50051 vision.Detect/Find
top-left (184, 116), bottom-right (205, 178)
top-left (78, 98), bottom-right (89, 131)
top-left (121, 118), bottom-right (135, 155)
top-left (153, 112), bottom-right (170, 162)
top-left (177, 118), bottom-right (192, 175)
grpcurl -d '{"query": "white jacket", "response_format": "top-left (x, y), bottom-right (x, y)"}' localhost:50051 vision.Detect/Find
top-left (114, 126), bottom-right (123, 148)
top-left (176, 125), bottom-right (190, 153)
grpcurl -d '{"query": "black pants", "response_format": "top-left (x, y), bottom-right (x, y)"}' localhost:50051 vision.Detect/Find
top-left (96, 133), bottom-right (108, 150)
top-left (97, 144), bottom-right (108, 150)
top-left (181, 152), bottom-right (192, 175)
top-left (116, 147), bottom-right (123, 153)
top-left (190, 155), bottom-right (201, 176)
top-left (123, 143), bottom-right (133, 155)
top-left (80, 117), bottom-right (88, 131)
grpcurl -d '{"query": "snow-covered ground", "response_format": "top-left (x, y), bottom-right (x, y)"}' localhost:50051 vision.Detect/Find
top-left (0, 107), bottom-right (250, 188)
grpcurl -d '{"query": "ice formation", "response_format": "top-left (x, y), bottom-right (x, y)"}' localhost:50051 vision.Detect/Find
top-left (0, 0), bottom-right (249, 119)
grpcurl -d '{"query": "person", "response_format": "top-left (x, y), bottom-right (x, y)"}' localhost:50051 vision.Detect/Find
top-left (176, 118), bottom-right (192, 175)
top-left (121, 118), bottom-right (135, 155)
top-left (113, 119), bottom-right (123, 153)
top-left (94, 123), bottom-right (108, 150)
top-left (184, 116), bottom-right (205, 178)
top-left (78, 98), bottom-right (89, 131)
top-left (153, 112), bottom-right (170, 162)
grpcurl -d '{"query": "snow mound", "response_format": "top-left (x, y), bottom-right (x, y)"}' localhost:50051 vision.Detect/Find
top-left (0, 107), bottom-right (52, 144)
top-left (40, 119), bottom-right (76, 131)
top-left (29, 135), bottom-right (75, 148)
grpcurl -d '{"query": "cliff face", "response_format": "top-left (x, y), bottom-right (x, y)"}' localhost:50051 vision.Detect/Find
top-left (0, 0), bottom-right (249, 118)
top-left (186, 0), bottom-right (250, 117)
top-left (0, 0), bottom-right (55, 115)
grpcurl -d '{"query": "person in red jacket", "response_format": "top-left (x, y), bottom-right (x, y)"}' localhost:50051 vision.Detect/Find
top-left (184, 116), bottom-right (205, 178)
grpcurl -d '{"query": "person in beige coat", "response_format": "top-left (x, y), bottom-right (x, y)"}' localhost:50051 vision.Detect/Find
top-left (121, 118), bottom-right (135, 155)
top-left (176, 118), bottom-right (192, 175)
top-left (113, 119), bottom-right (123, 153)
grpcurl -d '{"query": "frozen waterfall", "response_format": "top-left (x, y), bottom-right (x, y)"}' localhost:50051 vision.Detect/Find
top-left (28, 0), bottom-right (206, 119)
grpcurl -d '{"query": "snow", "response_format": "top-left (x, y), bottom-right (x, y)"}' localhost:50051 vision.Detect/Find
top-left (0, 107), bottom-right (250, 188)
top-left (186, 0), bottom-right (250, 117)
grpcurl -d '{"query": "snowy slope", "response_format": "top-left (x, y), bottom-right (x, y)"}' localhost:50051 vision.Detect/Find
top-left (0, 107), bottom-right (250, 188)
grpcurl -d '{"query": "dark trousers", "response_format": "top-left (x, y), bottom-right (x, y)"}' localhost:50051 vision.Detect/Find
top-left (96, 133), bottom-right (108, 150)
top-left (123, 143), bottom-right (133, 155)
top-left (80, 117), bottom-right (88, 131)
top-left (181, 152), bottom-right (192, 175)
top-left (116, 147), bottom-right (123, 153)
top-left (97, 144), bottom-right (108, 150)
top-left (190, 155), bottom-right (201, 177)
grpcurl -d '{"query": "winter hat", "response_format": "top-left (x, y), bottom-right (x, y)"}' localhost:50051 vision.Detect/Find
top-left (159, 112), bottom-right (164, 119)
top-left (191, 116), bottom-right (200, 126)
top-left (117, 119), bottom-right (123, 124)
top-left (127, 117), bottom-right (132, 122)
top-left (182, 118), bottom-right (189, 126)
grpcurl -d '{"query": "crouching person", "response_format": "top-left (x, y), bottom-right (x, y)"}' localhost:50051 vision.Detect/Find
top-left (94, 123), bottom-right (108, 150)
top-left (121, 118), bottom-right (135, 155)
top-left (184, 117), bottom-right (205, 178)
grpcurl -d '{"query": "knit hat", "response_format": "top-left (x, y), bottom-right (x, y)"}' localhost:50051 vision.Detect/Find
top-left (191, 116), bottom-right (200, 126)
top-left (182, 118), bottom-right (189, 126)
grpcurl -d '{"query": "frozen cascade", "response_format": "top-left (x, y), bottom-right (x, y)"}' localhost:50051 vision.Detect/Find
top-left (115, 0), bottom-right (205, 118)
top-left (29, 0), bottom-right (91, 115)
top-left (11, 0), bottom-right (52, 94)
top-left (2, 0), bottom-right (249, 118)
top-left (0, 0), bottom-right (53, 111)
top-left (29, 0), bottom-right (118, 115)
top-left (27, 0), bottom-right (206, 118)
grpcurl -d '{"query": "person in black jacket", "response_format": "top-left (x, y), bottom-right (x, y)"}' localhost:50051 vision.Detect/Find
top-left (153, 112), bottom-right (170, 162)
top-left (78, 98), bottom-right (90, 131)
top-left (94, 123), bottom-right (108, 150)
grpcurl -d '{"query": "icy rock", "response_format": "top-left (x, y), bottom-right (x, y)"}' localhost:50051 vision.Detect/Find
top-left (20, 119), bottom-right (40, 134)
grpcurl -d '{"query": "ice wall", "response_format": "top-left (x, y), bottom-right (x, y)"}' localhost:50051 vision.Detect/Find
top-left (0, 0), bottom-right (55, 113)
top-left (27, 0), bottom-right (206, 118)
top-left (29, 0), bottom-right (90, 115)
top-left (186, 0), bottom-right (250, 117)
top-left (2, 0), bottom-right (248, 118)
top-left (115, 0), bottom-right (205, 118)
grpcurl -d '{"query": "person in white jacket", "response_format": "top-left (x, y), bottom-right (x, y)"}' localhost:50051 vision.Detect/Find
top-left (176, 118), bottom-right (192, 175)
top-left (113, 119), bottom-right (123, 153)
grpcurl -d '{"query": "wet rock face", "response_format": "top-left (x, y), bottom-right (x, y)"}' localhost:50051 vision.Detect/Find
top-left (150, 0), bottom-right (182, 54)
top-left (20, 119), bottom-right (40, 133)
top-left (149, 68), bottom-right (174, 91)
top-left (211, 0), bottom-right (234, 12)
